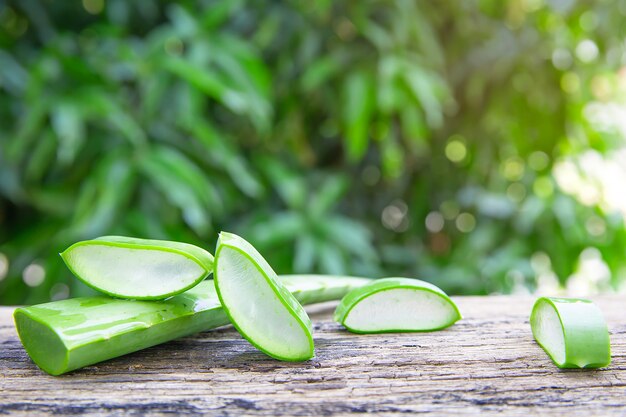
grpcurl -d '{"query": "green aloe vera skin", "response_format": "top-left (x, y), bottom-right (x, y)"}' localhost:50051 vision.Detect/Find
top-left (334, 277), bottom-right (461, 334)
top-left (14, 275), bottom-right (371, 376)
top-left (214, 232), bottom-right (317, 362)
top-left (530, 297), bottom-right (611, 369)
top-left (60, 236), bottom-right (214, 300)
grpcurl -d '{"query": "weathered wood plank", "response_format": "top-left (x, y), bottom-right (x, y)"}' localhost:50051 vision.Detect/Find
top-left (1, 296), bottom-right (625, 416)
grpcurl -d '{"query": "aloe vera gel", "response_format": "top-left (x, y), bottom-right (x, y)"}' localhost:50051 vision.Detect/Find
top-left (61, 236), bottom-right (214, 300)
top-left (214, 232), bottom-right (315, 361)
top-left (334, 278), bottom-right (461, 333)
top-left (530, 297), bottom-right (610, 369)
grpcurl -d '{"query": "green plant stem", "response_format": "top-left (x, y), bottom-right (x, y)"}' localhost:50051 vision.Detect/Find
top-left (14, 275), bottom-right (371, 376)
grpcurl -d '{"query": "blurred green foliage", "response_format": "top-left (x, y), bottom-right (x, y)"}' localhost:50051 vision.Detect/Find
top-left (2, 0), bottom-right (626, 304)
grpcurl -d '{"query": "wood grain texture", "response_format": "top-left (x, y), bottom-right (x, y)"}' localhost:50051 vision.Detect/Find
top-left (1, 296), bottom-right (625, 416)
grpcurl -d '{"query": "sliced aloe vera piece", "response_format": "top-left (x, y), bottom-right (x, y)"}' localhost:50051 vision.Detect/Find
top-left (334, 277), bottom-right (461, 333)
top-left (60, 236), bottom-right (214, 300)
top-left (14, 275), bottom-right (371, 375)
top-left (214, 232), bottom-right (315, 361)
top-left (530, 297), bottom-right (611, 369)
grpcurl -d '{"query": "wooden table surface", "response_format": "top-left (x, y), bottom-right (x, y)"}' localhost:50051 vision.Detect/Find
top-left (1, 296), bottom-right (625, 416)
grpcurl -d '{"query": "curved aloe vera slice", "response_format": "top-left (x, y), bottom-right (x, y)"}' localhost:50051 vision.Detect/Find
top-left (14, 275), bottom-right (371, 375)
top-left (334, 277), bottom-right (461, 333)
top-left (60, 236), bottom-right (214, 300)
top-left (214, 232), bottom-right (314, 361)
top-left (530, 297), bottom-right (610, 369)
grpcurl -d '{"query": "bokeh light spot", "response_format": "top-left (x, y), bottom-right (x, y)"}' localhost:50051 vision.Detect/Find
top-left (0, 253), bottom-right (8, 281)
top-left (576, 39), bottom-right (599, 63)
top-left (533, 176), bottom-right (554, 198)
top-left (382, 200), bottom-right (409, 232)
top-left (455, 213), bottom-right (476, 233)
top-left (507, 182), bottom-right (526, 202)
top-left (425, 211), bottom-right (445, 233)
top-left (578, 10), bottom-right (600, 32)
top-left (552, 48), bottom-right (572, 71)
top-left (445, 137), bottom-right (467, 163)
top-left (83, 0), bottom-right (104, 15)
top-left (502, 157), bottom-right (525, 181)
top-left (522, 0), bottom-right (543, 12)
top-left (23, 263), bottom-right (45, 287)
top-left (440, 200), bottom-right (460, 220)
top-left (579, 11), bottom-right (599, 32)
top-left (51, 283), bottom-right (70, 301)
top-left (528, 151), bottom-right (550, 171)
top-left (561, 72), bottom-right (580, 93)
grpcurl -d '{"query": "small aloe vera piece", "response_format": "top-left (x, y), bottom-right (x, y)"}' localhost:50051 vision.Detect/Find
top-left (334, 277), bottom-right (461, 333)
top-left (14, 275), bottom-right (371, 375)
top-left (61, 236), bottom-right (214, 300)
top-left (530, 297), bottom-right (611, 369)
top-left (214, 232), bottom-right (314, 361)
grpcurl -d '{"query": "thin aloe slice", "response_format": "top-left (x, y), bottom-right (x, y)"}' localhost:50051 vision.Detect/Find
top-left (334, 277), bottom-right (461, 333)
top-left (214, 232), bottom-right (315, 361)
top-left (60, 236), bottom-right (214, 300)
top-left (14, 275), bottom-right (371, 375)
top-left (530, 297), bottom-right (610, 369)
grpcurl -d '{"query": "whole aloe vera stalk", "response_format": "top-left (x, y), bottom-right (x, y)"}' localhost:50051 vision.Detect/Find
top-left (14, 275), bottom-right (371, 376)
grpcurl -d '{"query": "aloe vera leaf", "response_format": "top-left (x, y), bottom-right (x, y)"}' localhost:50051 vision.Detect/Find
top-left (60, 236), bottom-right (214, 300)
top-left (530, 297), bottom-right (611, 369)
top-left (214, 232), bottom-right (315, 362)
top-left (14, 275), bottom-right (371, 376)
top-left (281, 274), bottom-right (372, 304)
top-left (334, 277), bottom-right (461, 333)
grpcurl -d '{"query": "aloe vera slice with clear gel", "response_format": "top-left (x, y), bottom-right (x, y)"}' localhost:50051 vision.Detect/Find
top-left (334, 277), bottom-right (461, 333)
top-left (530, 297), bottom-right (610, 369)
top-left (61, 236), bottom-right (214, 300)
top-left (213, 232), bottom-right (315, 361)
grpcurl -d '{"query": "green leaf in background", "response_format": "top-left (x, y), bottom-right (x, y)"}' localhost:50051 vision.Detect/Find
top-left (50, 101), bottom-right (85, 166)
top-left (2, 1), bottom-right (626, 304)
top-left (137, 145), bottom-right (221, 237)
top-left (343, 70), bottom-right (376, 161)
top-left (72, 152), bottom-right (137, 239)
top-left (165, 56), bottom-right (248, 116)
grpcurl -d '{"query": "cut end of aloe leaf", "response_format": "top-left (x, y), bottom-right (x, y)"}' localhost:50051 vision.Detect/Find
top-left (14, 309), bottom-right (69, 376)
top-left (334, 277), bottom-right (461, 333)
top-left (530, 297), bottom-right (610, 369)
top-left (214, 232), bottom-right (314, 361)
top-left (530, 300), bottom-right (567, 365)
top-left (61, 236), bottom-right (214, 300)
